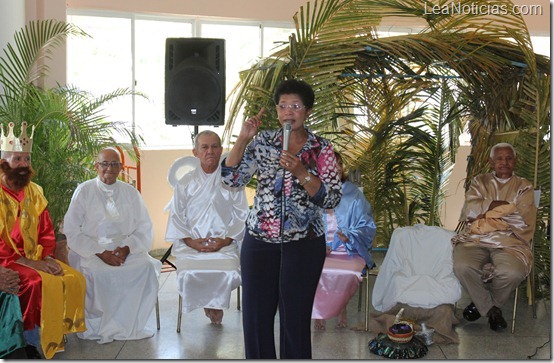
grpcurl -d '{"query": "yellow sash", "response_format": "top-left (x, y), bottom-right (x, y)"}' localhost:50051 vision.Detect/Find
top-left (37, 262), bottom-right (87, 359)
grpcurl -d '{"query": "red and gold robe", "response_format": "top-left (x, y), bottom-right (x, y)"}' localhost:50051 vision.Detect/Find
top-left (0, 182), bottom-right (86, 359)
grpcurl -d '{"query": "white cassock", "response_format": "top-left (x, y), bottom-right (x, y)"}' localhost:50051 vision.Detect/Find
top-left (165, 164), bottom-right (248, 313)
top-left (372, 224), bottom-right (461, 312)
top-left (63, 178), bottom-right (161, 344)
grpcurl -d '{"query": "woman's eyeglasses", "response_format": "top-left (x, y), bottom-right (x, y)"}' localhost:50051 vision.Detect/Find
top-left (277, 103), bottom-right (306, 111)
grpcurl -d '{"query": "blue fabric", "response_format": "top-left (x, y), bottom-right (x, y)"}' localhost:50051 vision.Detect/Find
top-left (324, 181), bottom-right (377, 267)
top-left (0, 292), bottom-right (26, 358)
top-left (23, 326), bottom-right (40, 347)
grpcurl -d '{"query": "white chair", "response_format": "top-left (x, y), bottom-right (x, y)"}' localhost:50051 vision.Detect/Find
top-left (155, 246), bottom-right (177, 330)
top-left (372, 224), bottom-right (462, 313)
top-left (155, 155), bottom-right (198, 331)
top-left (454, 186), bottom-right (539, 335)
top-left (357, 264), bottom-right (379, 331)
top-left (510, 189), bottom-right (540, 333)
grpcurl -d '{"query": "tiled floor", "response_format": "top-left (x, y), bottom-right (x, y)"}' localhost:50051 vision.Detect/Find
top-left (55, 251), bottom-right (551, 360)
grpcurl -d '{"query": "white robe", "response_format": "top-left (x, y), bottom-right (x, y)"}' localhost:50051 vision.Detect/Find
top-left (372, 224), bottom-right (461, 312)
top-left (165, 164), bottom-right (248, 313)
top-left (63, 178), bottom-right (161, 344)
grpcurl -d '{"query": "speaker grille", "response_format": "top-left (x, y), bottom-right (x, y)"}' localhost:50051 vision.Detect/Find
top-left (165, 38), bottom-right (225, 126)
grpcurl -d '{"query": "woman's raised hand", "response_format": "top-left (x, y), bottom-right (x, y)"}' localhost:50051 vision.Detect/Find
top-left (240, 108), bottom-right (264, 141)
top-left (226, 108), bottom-right (265, 167)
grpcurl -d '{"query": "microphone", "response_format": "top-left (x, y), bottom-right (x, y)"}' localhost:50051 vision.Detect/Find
top-left (283, 122), bottom-right (292, 151)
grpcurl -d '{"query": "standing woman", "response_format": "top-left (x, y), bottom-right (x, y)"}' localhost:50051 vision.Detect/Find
top-left (222, 79), bottom-right (342, 359)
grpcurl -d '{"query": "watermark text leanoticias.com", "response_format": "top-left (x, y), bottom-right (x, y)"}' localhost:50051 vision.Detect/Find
top-left (423, 2), bottom-right (544, 16)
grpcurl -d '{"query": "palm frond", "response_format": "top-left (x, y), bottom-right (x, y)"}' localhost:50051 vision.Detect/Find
top-left (0, 19), bottom-right (88, 92)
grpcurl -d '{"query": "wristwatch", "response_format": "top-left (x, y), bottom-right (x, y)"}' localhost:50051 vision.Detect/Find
top-left (300, 174), bottom-right (312, 186)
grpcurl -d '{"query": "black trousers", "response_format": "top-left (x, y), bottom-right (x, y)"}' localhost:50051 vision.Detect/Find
top-left (240, 231), bottom-right (326, 359)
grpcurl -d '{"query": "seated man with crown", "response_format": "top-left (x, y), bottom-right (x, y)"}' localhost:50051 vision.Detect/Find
top-left (0, 121), bottom-right (87, 359)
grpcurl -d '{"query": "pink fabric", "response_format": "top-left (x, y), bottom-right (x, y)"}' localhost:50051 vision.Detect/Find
top-left (311, 249), bottom-right (366, 319)
top-left (325, 210), bottom-right (338, 243)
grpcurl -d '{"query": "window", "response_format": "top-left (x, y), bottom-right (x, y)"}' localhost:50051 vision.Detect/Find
top-left (262, 26), bottom-right (294, 56)
top-left (67, 15), bottom-right (133, 132)
top-left (531, 36), bottom-right (549, 56)
top-left (67, 12), bottom-right (294, 149)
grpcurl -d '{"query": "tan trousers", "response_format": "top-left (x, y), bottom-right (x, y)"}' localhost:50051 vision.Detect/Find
top-left (453, 243), bottom-right (526, 316)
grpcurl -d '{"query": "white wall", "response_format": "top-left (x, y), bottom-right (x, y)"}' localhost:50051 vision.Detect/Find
top-left (441, 145), bottom-right (471, 230)
top-left (140, 148), bottom-right (194, 252)
top-left (0, 1), bottom-right (25, 54)
top-left (0, 0), bottom-right (26, 98)
top-left (65, 0), bottom-right (550, 35)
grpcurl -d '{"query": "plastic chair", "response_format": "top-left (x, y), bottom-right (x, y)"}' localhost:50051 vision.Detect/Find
top-left (510, 188), bottom-right (540, 333)
top-left (357, 264), bottom-right (379, 331)
top-left (155, 245), bottom-right (177, 330)
top-left (175, 287), bottom-right (241, 333)
top-left (454, 210), bottom-right (538, 334)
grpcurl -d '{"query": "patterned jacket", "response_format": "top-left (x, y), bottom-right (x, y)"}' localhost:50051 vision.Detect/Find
top-left (221, 127), bottom-right (342, 243)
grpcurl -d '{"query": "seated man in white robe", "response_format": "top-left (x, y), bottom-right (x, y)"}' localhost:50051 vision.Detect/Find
top-left (63, 147), bottom-right (161, 344)
top-left (165, 131), bottom-right (248, 324)
top-left (371, 224), bottom-right (462, 344)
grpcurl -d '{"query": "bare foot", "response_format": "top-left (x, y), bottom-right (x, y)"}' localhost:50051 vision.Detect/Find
top-left (335, 308), bottom-right (348, 329)
top-left (206, 309), bottom-right (223, 324)
top-left (314, 319), bottom-right (326, 331)
top-left (210, 309), bottom-right (223, 325)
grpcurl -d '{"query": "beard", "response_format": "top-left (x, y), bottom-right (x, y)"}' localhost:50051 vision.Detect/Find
top-left (0, 161), bottom-right (34, 189)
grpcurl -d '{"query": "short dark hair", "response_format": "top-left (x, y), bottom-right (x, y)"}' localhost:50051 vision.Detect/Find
top-left (273, 79), bottom-right (315, 109)
top-left (334, 151), bottom-right (348, 183)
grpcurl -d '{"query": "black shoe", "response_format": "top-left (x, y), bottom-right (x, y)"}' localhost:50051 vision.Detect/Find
top-left (487, 306), bottom-right (507, 332)
top-left (2, 346), bottom-right (28, 359)
top-left (24, 345), bottom-right (43, 359)
top-left (463, 302), bottom-right (481, 321)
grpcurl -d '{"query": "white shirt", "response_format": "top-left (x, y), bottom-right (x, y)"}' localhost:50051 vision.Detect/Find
top-left (64, 178), bottom-right (154, 256)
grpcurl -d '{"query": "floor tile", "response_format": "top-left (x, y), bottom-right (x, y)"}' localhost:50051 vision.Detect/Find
top-left (54, 252), bottom-right (551, 360)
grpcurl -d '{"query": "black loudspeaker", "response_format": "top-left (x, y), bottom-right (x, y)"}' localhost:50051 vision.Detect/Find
top-left (165, 38), bottom-right (225, 126)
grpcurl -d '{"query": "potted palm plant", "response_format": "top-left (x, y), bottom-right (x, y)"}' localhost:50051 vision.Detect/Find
top-left (0, 19), bottom-right (142, 261)
top-left (222, 0), bottom-right (550, 296)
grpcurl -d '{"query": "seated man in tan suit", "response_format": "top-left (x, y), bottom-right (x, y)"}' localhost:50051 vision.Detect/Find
top-left (452, 142), bottom-right (536, 332)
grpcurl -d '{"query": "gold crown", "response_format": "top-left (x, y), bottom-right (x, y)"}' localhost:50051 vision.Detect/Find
top-left (1, 121), bottom-right (34, 153)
